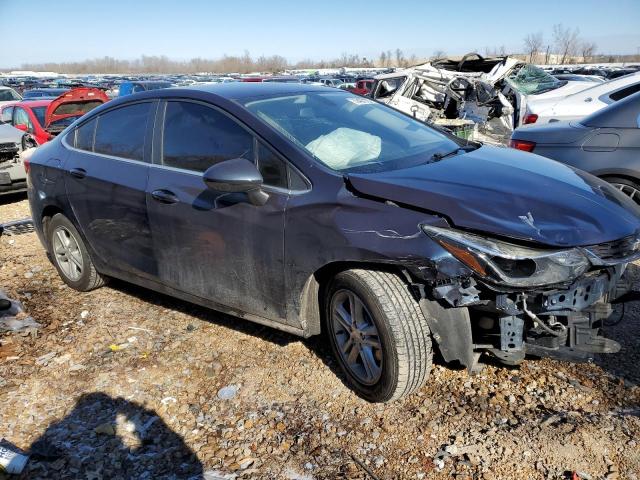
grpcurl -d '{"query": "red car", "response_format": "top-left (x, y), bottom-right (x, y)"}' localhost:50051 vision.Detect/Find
top-left (0, 88), bottom-right (109, 145)
top-left (349, 79), bottom-right (374, 96)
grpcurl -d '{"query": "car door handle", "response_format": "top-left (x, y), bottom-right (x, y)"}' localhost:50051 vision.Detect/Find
top-left (151, 189), bottom-right (179, 204)
top-left (69, 168), bottom-right (86, 179)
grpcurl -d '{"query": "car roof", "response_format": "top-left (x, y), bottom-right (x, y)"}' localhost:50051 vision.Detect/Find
top-left (582, 90), bottom-right (640, 129)
top-left (185, 82), bottom-right (338, 100)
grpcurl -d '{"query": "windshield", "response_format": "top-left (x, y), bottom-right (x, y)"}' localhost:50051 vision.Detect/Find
top-left (32, 106), bottom-right (47, 126)
top-left (507, 64), bottom-right (565, 95)
top-left (0, 89), bottom-right (21, 101)
top-left (244, 91), bottom-right (460, 173)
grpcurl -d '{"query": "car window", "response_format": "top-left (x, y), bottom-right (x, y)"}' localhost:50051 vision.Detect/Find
top-left (609, 83), bottom-right (640, 102)
top-left (0, 89), bottom-right (20, 101)
top-left (162, 101), bottom-right (254, 172)
top-left (94, 102), bottom-right (151, 161)
top-left (14, 107), bottom-right (32, 131)
top-left (245, 91), bottom-right (458, 173)
top-left (257, 141), bottom-right (287, 189)
top-left (74, 118), bottom-right (97, 151)
top-left (1, 107), bottom-right (13, 123)
top-left (32, 106), bottom-right (46, 127)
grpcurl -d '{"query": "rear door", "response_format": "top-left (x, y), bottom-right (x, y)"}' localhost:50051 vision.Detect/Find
top-left (146, 99), bottom-right (292, 321)
top-left (64, 101), bottom-right (158, 280)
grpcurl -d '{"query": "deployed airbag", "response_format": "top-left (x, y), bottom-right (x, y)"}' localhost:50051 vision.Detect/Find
top-left (306, 128), bottom-right (381, 170)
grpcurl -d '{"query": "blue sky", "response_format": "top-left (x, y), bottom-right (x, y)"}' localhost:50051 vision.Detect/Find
top-left (1, 0), bottom-right (639, 67)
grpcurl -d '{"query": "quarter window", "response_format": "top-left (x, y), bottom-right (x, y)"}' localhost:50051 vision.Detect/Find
top-left (93, 103), bottom-right (151, 161)
top-left (162, 101), bottom-right (254, 172)
top-left (257, 142), bottom-right (288, 189)
top-left (13, 108), bottom-right (32, 132)
top-left (74, 118), bottom-right (97, 151)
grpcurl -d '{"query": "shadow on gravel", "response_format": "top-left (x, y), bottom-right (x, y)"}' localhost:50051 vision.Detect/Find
top-left (0, 191), bottom-right (27, 206)
top-left (593, 262), bottom-right (640, 387)
top-left (106, 279), bottom-right (354, 390)
top-left (20, 392), bottom-right (203, 479)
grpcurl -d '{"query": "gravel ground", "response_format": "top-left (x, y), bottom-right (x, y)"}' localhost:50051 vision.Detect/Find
top-left (1, 195), bottom-right (639, 480)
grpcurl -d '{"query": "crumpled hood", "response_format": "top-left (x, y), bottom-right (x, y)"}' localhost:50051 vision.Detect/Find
top-left (347, 146), bottom-right (640, 247)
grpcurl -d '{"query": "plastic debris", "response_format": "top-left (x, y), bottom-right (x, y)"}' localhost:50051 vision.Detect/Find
top-left (0, 438), bottom-right (29, 474)
top-left (0, 290), bottom-right (41, 332)
top-left (217, 385), bottom-right (239, 400)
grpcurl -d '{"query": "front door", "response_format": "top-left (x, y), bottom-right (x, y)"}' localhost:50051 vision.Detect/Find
top-left (146, 100), bottom-right (289, 320)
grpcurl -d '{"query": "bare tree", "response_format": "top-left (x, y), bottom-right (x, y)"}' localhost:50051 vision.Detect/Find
top-left (580, 41), bottom-right (597, 63)
top-left (378, 51), bottom-right (387, 68)
top-left (395, 48), bottom-right (405, 67)
top-left (432, 50), bottom-right (446, 60)
top-left (553, 24), bottom-right (581, 64)
top-left (523, 32), bottom-right (544, 63)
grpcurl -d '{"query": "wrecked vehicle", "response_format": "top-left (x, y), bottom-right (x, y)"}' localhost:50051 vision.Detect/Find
top-left (0, 121), bottom-right (37, 195)
top-left (0, 87), bottom-right (109, 145)
top-left (27, 83), bottom-right (640, 402)
top-left (371, 53), bottom-right (593, 145)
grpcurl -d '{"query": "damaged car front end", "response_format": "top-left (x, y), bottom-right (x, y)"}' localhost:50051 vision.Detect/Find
top-left (371, 53), bottom-right (592, 145)
top-left (421, 224), bottom-right (636, 369)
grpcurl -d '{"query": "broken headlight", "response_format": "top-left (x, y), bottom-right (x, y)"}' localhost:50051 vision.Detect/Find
top-left (422, 225), bottom-right (590, 288)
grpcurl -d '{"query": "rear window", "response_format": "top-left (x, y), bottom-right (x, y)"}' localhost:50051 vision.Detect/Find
top-left (53, 100), bottom-right (103, 116)
top-left (609, 83), bottom-right (640, 102)
top-left (93, 103), bottom-right (151, 161)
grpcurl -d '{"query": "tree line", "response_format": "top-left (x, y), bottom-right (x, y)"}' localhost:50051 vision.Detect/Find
top-left (15, 50), bottom-right (421, 75)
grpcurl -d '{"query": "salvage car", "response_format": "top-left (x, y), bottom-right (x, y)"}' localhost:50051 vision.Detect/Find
top-left (523, 72), bottom-right (640, 125)
top-left (0, 86), bottom-right (22, 107)
top-left (510, 91), bottom-right (640, 201)
top-left (0, 88), bottom-right (109, 145)
top-left (0, 121), bottom-right (37, 194)
top-left (371, 53), bottom-right (594, 144)
top-left (349, 79), bottom-right (374, 96)
top-left (26, 83), bottom-right (640, 402)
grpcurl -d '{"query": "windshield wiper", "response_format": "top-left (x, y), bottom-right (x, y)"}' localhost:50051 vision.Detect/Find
top-left (430, 145), bottom-right (476, 162)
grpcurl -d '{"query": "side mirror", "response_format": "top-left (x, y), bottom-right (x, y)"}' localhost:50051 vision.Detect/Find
top-left (15, 124), bottom-right (28, 132)
top-left (203, 158), bottom-right (269, 206)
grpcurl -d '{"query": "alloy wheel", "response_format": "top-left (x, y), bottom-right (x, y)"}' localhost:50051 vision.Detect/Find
top-left (330, 289), bottom-right (383, 385)
top-left (52, 226), bottom-right (84, 281)
top-left (612, 183), bottom-right (640, 204)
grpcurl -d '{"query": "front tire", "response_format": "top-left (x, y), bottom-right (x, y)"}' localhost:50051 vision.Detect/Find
top-left (325, 269), bottom-right (432, 402)
top-left (47, 213), bottom-right (105, 291)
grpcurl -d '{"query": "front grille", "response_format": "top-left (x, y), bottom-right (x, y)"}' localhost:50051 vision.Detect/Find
top-left (0, 142), bottom-right (18, 153)
top-left (587, 234), bottom-right (640, 260)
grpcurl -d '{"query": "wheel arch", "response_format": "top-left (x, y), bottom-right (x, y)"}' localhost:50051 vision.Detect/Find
top-left (297, 260), bottom-right (415, 337)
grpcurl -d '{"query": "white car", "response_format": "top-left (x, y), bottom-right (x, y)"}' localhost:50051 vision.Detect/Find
top-left (370, 54), bottom-right (594, 145)
top-left (524, 72), bottom-right (640, 125)
top-left (0, 86), bottom-right (22, 107)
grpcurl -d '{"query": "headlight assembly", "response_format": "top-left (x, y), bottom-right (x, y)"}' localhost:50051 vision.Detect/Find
top-left (422, 225), bottom-right (590, 288)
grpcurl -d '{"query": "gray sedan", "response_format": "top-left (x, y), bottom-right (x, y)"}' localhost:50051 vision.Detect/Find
top-left (510, 91), bottom-right (640, 202)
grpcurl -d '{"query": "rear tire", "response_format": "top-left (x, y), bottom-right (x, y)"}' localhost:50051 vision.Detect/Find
top-left (325, 269), bottom-right (432, 402)
top-left (47, 213), bottom-right (105, 291)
